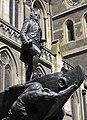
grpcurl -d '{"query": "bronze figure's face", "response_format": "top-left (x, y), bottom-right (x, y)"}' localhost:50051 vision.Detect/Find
top-left (30, 9), bottom-right (39, 20)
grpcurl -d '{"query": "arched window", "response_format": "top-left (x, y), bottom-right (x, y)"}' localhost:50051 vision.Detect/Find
top-left (0, 51), bottom-right (12, 89)
top-left (0, 46), bottom-right (18, 90)
top-left (37, 64), bottom-right (46, 77)
top-left (65, 20), bottom-right (75, 42)
top-left (83, 13), bottom-right (87, 37)
top-left (5, 65), bottom-right (12, 89)
top-left (33, 1), bottom-right (46, 40)
top-left (85, 14), bottom-right (87, 24)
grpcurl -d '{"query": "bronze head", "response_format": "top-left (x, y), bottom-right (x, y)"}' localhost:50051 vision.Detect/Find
top-left (30, 8), bottom-right (39, 20)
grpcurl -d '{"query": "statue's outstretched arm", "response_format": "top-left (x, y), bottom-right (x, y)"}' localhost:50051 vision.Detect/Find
top-left (36, 83), bottom-right (78, 102)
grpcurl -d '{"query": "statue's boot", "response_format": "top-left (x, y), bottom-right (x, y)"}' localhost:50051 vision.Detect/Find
top-left (43, 65), bottom-right (85, 120)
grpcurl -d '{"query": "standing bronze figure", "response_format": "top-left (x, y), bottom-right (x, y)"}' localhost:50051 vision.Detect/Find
top-left (20, 9), bottom-right (42, 81)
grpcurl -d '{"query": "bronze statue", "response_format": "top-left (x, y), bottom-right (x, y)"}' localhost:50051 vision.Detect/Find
top-left (0, 65), bottom-right (85, 120)
top-left (20, 8), bottom-right (42, 81)
top-left (0, 4), bottom-right (85, 120)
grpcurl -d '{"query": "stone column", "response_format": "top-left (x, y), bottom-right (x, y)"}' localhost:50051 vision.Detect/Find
top-left (21, 62), bottom-right (26, 83)
top-left (3, 0), bottom-right (9, 22)
top-left (46, 2), bottom-right (51, 49)
top-left (51, 40), bottom-right (63, 72)
top-left (71, 88), bottom-right (84, 120)
top-left (71, 92), bottom-right (79, 120)
top-left (0, 0), bottom-right (2, 18)
top-left (19, 0), bottom-right (24, 30)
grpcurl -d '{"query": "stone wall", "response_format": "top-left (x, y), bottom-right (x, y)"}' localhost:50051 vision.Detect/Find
top-left (52, 0), bottom-right (87, 120)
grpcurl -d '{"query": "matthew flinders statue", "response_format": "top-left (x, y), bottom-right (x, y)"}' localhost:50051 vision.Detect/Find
top-left (20, 8), bottom-right (42, 81)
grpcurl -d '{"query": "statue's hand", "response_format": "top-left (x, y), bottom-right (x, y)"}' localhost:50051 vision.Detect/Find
top-left (73, 81), bottom-right (79, 88)
top-left (36, 89), bottom-right (58, 101)
top-left (28, 39), bottom-right (32, 44)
